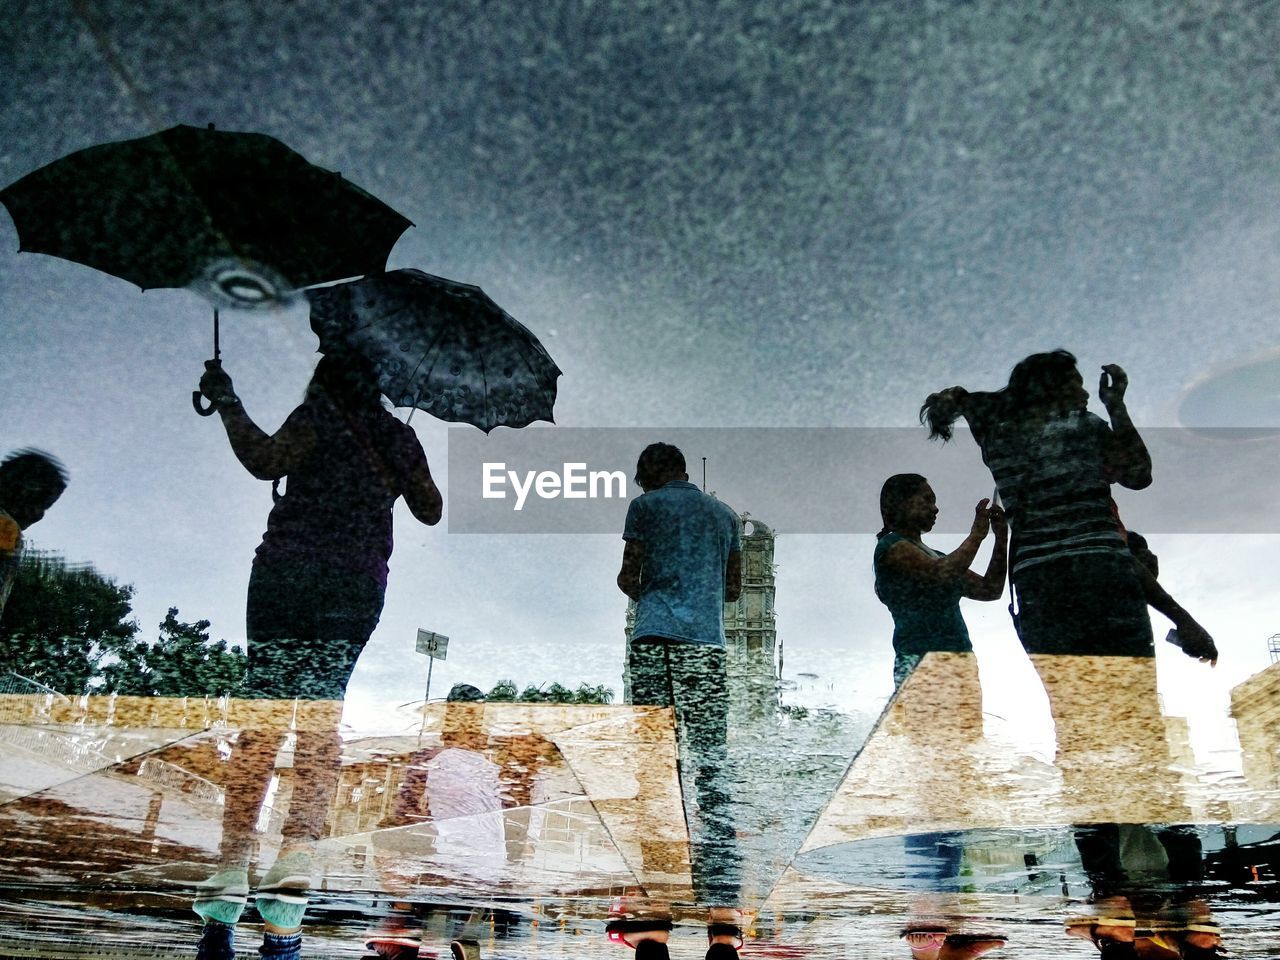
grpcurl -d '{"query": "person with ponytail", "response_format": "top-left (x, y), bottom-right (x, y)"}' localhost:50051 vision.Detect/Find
top-left (919, 350), bottom-right (1153, 657)
top-left (874, 474), bottom-right (1008, 688)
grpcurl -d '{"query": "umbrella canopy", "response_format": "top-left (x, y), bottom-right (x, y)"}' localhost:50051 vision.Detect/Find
top-left (307, 269), bottom-right (561, 432)
top-left (0, 124), bottom-right (412, 304)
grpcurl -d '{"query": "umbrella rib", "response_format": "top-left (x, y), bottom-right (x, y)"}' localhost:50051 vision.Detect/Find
top-left (477, 328), bottom-right (491, 430)
top-left (411, 319), bottom-right (456, 408)
top-left (510, 325), bottom-right (557, 390)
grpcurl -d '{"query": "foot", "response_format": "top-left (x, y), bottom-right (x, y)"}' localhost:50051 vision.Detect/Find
top-left (939, 936), bottom-right (1007, 960)
top-left (256, 846), bottom-right (316, 932)
top-left (363, 935), bottom-right (421, 960)
top-left (607, 918), bottom-right (673, 948)
top-left (193, 866), bottom-right (249, 926)
top-left (902, 930), bottom-right (946, 960)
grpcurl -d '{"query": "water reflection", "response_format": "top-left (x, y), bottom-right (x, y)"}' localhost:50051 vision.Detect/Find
top-left (2, 297), bottom-right (1278, 957)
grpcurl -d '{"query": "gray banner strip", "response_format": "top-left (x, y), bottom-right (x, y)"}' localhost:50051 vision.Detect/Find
top-left (446, 427), bottom-right (1280, 534)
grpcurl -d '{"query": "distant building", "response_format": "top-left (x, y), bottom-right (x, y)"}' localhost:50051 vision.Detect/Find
top-left (623, 512), bottom-right (779, 708)
top-left (1230, 660), bottom-right (1280, 791)
top-left (724, 516), bottom-right (779, 685)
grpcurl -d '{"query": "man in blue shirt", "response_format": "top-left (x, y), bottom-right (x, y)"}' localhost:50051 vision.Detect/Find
top-left (617, 442), bottom-right (742, 906)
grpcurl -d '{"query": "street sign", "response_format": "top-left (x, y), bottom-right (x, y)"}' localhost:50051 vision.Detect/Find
top-left (416, 629), bottom-right (449, 660)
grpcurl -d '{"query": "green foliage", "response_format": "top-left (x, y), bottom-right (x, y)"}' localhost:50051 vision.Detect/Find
top-left (0, 551), bottom-right (137, 694)
top-left (0, 551), bottom-right (243, 697)
top-left (545, 682), bottom-right (574, 703)
top-left (485, 679), bottom-right (519, 701)
top-left (518, 683), bottom-right (548, 702)
top-left (483, 680), bottom-right (614, 705)
top-left (573, 683), bottom-right (614, 704)
top-left (101, 608), bottom-right (245, 698)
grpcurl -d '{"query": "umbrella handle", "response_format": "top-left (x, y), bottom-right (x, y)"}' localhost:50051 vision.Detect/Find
top-left (192, 390), bottom-right (218, 416)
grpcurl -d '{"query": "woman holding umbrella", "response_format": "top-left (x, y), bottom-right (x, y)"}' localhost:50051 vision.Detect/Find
top-left (193, 352), bottom-right (441, 959)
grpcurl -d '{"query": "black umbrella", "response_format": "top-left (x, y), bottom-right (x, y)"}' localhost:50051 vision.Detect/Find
top-left (306, 269), bottom-right (561, 432)
top-left (2, 125), bottom-right (414, 417)
top-left (0, 124), bottom-right (411, 301)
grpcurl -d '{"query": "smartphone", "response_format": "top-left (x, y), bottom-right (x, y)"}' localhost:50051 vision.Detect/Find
top-left (991, 486), bottom-right (1001, 508)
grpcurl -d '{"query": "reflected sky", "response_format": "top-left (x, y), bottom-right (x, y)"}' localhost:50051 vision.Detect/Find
top-left (4, 0), bottom-right (1280, 956)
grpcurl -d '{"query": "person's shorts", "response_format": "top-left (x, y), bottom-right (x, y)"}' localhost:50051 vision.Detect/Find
top-left (243, 562), bottom-right (386, 700)
top-left (1013, 552), bottom-right (1153, 657)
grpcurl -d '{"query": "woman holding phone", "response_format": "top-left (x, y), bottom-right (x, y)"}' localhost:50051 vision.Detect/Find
top-left (874, 473), bottom-right (1008, 688)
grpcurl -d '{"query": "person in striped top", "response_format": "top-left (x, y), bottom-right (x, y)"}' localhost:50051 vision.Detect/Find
top-left (920, 350), bottom-right (1153, 657)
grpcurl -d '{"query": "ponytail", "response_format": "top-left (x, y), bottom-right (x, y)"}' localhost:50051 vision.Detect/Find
top-left (919, 387), bottom-right (970, 442)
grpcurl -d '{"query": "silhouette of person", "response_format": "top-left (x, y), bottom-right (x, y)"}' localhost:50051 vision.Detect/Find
top-left (194, 353), bottom-right (442, 960)
top-left (0, 449), bottom-right (67, 617)
top-left (921, 351), bottom-right (1152, 657)
top-left (1124, 530), bottom-right (1218, 665)
top-left (1067, 823), bottom-right (1224, 959)
top-left (900, 929), bottom-right (1006, 960)
top-left (920, 352), bottom-right (1188, 821)
top-left (617, 442), bottom-right (742, 906)
top-left (607, 909), bottom-right (745, 959)
top-left (874, 474), bottom-right (1007, 689)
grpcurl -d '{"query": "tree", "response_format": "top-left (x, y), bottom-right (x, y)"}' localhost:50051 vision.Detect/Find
top-left (483, 679), bottom-right (614, 705)
top-left (573, 683), bottom-right (614, 705)
top-left (485, 679), bottom-right (519, 701)
top-left (101, 609), bottom-right (245, 698)
top-left (0, 551), bottom-right (138, 694)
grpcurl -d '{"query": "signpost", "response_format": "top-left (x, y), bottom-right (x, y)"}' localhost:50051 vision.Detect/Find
top-left (415, 629), bottom-right (450, 743)
top-left (416, 629), bottom-right (450, 703)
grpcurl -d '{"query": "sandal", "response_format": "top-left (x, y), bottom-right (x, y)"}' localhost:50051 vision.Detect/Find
top-left (708, 922), bottom-right (745, 950)
top-left (606, 918), bottom-right (674, 949)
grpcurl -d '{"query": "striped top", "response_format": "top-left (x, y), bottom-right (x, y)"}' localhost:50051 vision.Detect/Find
top-left (978, 410), bottom-right (1128, 579)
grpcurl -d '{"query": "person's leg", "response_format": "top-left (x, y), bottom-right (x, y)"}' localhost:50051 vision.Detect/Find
top-left (257, 571), bottom-right (385, 934)
top-left (666, 643), bottom-right (740, 905)
top-left (629, 637), bottom-right (675, 707)
top-left (893, 652), bottom-right (924, 690)
top-left (257, 930), bottom-right (303, 960)
top-left (195, 921), bottom-right (237, 960)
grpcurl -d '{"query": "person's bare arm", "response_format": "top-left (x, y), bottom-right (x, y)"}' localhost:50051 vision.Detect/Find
top-left (725, 550), bottom-right (742, 603)
top-left (1099, 364), bottom-right (1152, 490)
top-left (963, 506), bottom-right (1008, 601)
top-left (1136, 560), bottom-right (1217, 665)
top-left (880, 500), bottom-right (991, 584)
top-left (617, 540), bottom-right (643, 602)
top-left (400, 440), bottom-right (443, 526)
top-left (201, 363), bottom-right (312, 480)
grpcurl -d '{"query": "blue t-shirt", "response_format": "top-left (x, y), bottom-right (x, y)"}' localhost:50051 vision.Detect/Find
top-left (873, 532), bottom-right (973, 657)
top-left (623, 481), bottom-right (741, 646)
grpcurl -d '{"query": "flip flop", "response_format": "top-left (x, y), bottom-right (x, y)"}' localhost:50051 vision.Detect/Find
top-left (606, 918), bottom-right (674, 949)
top-left (708, 923), bottom-right (745, 950)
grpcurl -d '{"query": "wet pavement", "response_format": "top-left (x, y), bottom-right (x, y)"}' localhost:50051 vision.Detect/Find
top-left (2, 653), bottom-right (1276, 957)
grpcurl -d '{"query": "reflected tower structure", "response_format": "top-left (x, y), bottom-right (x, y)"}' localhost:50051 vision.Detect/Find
top-left (623, 513), bottom-right (779, 709)
top-left (1231, 655), bottom-right (1280, 792)
top-left (723, 516), bottom-right (779, 692)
